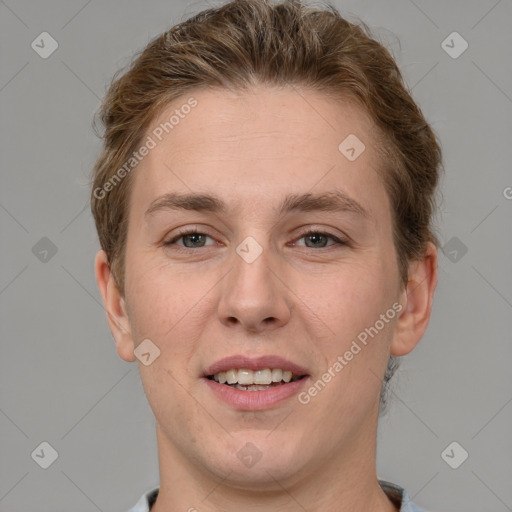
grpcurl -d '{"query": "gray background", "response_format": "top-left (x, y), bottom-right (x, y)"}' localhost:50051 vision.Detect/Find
top-left (1, 0), bottom-right (511, 511)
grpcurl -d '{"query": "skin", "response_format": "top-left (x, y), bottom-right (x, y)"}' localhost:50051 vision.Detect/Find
top-left (95, 85), bottom-right (437, 512)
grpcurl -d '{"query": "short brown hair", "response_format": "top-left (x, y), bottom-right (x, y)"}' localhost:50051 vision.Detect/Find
top-left (90, 0), bottom-right (442, 411)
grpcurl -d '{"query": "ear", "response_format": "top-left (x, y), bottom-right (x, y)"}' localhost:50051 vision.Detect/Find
top-left (94, 250), bottom-right (136, 362)
top-left (390, 242), bottom-right (438, 356)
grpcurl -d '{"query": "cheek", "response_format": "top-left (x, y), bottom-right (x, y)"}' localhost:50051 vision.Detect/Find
top-left (124, 263), bottom-right (208, 425)
top-left (294, 255), bottom-right (396, 340)
top-left (291, 253), bottom-right (399, 418)
top-left (297, 264), bottom-right (398, 430)
top-left (126, 255), bottom-right (198, 321)
top-left (123, 258), bottom-right (204, 361)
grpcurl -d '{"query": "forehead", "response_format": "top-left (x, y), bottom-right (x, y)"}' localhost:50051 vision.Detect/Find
top-left (130, 85), bottom-right (390, 220)
top-left (151, 85), bottom-right (378, 161)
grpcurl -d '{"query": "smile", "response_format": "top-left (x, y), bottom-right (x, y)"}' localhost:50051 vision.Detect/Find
top-left (208, 368), bottom-right (305, 391)
top-left (203, 356), bottom-right (309, 410)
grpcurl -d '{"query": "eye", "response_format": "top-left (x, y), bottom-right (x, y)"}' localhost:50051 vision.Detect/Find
top-left (293, 230), bottom-right (346, 249)
top-left (164, 230), bottom-right (216, 249)
top-left (163, 228), bottom-right (347, 251)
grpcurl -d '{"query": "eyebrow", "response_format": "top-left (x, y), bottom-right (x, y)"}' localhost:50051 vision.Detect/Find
top-left (144, 190), bottom-right (370, 219)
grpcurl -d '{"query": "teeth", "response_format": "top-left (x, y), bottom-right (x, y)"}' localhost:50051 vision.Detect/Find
top-left (271, 368), bottom-right (283, 382)
top-left (237, 369), bottom-right (254, 386)
top-left (226, 369), bottom-right (237, 384)
top-left (211, 368), bottom-right (301, 386)
top-left (234, 384), bottom-right (273, 391)
top-left (254, 369), bottom-right (272, 385)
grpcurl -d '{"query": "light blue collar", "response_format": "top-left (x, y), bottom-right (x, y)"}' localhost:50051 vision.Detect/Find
top-left (127, 480), bottom-right (425, 511)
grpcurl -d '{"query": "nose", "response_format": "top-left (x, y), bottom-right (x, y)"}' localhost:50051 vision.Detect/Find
top-left (217, 241), bottom-right (292, 333)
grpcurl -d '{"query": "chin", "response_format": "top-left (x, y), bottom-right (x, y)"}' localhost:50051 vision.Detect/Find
top-left (204, 435), bottom-right (309, 489)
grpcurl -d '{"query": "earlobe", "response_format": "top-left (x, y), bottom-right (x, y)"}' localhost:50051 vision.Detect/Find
top-left (390, 243), bottom-right (438, 357)
top-left (94, 250), bottom-right (136, 362)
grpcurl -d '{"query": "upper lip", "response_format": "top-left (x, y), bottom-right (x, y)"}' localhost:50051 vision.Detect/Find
top-left (203, 355), bottom-right (309, 377)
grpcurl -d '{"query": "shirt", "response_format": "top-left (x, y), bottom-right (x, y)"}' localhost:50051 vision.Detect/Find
top-left (127, 480), bottom-right (424, 511)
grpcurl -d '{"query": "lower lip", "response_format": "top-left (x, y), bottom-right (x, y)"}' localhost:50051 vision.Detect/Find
top-left (204, 377), bottom-right (308, 410)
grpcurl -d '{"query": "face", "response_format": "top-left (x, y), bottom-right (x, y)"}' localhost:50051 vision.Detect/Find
top-left (100, 85), bottom-right (428, 489)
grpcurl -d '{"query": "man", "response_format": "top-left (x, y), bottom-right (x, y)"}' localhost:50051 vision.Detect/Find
top-left (92, 1), bottom-right (440, 510)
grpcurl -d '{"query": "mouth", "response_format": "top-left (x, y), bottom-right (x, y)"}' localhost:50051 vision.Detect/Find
top-left (202, 356), bottom-right (309, 409)
top-left (207, 368), bottom-right (307, 391)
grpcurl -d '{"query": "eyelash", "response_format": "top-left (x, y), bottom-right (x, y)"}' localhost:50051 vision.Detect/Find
top-left (163, 228), bottom-right (348, 250)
